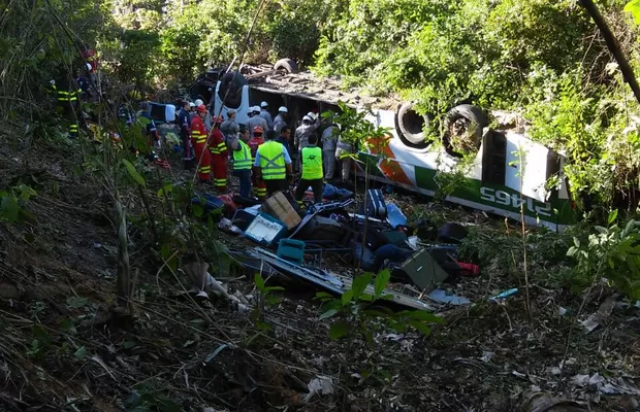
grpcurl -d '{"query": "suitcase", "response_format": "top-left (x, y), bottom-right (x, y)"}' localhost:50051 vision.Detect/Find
top-left (437, 223), bottom-right (468, 244)
top-left (365, 189), bottom-right (387, 219)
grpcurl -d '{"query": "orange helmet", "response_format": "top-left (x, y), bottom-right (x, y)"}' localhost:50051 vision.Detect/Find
top-left (253, 126), bottom-right (263, 134)
top-left (214, 116), bottom-right (223, 124)
top-left (197, 104), bottom-right (207, 113)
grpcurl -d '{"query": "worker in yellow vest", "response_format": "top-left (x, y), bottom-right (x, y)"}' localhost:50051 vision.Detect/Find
top-left (231, 125), bottom-right (253, 198)
top-left (294, 134), bottom-right (324, 205)
top-left (254, 130), bottom-right (293, 198)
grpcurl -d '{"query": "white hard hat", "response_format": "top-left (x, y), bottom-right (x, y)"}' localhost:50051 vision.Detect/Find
top-left (195, 99), bottom-right (204, 106)
top-left (307, 111), bottom-right (317, 120)
top-left (260, 101), bottom-right (269, 108)
top-left (278, 106), bottom-right (288, 113)
top-left (189, 102), bottom-right (195, 107)
top-left (303, 115), bottom-right (313, 123)
top-left (85, 63), bottom-right (92, 71)
top-left (252, 106), bottom-right (261, 113)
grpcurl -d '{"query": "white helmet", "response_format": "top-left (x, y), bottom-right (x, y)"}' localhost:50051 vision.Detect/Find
top-left (252, 106), bottom-right (261, 114)
top-left (278, 106), bottom-right (288, 113)
top-left (260, 101), bottom-right (269, 108)
top-left (85, 63), bottom-right (92, 71)
top-left (302, 115), bottom-right (313, 123)
top-left (195, 99), bottom-right (204, 106)
top-left (189, 102), bottom-right (195, 108)
top-left (307, 111), bottom-right (317, 120)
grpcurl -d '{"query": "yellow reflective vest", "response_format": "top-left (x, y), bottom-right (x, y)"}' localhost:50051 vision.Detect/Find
top-left (301, 145), bottom-right (323, 180)
top-left (258, 141), bottom-right (286, 180)
top-left (233, 140), bottom-right (252, 170)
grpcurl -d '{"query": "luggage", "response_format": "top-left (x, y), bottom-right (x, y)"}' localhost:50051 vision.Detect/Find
top-left (232, 195), bottom-right (261, 207)
top-left (262, 191), bottom-right (302, 230)
top-left (394, 248), bottom-right (450, 292)
top-left (365, 189), bottom-right (387, 219)
top-left (437, 223), bottom-right (468, 244)
top-left (190, 193), bottom-right (224, 217)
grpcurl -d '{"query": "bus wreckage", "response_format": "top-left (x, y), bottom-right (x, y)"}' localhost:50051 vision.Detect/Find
top-left (189, 60), bottom-right (575, 231)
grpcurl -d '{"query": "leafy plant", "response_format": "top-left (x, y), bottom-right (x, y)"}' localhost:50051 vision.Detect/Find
top-left (317, 270), bottom-right (442, 343)
top-left (0, 185), bottom-right (37, 223)
top-left (251, 274), bottom-right (284, 331)
top-left (567, 210), bottom-right (640, 299)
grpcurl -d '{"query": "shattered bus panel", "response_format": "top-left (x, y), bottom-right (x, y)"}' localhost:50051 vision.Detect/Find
top-left (213, 67), bottom-right (576, 231)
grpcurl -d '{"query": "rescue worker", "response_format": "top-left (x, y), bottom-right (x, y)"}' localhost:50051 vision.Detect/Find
top-left (189, 102), bottom-right (196, 115)
top-left (295, 134), bottom-right (324, 205)
top-left (249, 126), bottom-right (267, 200)
top-left (191, 104), bottom-right (211, 183)
top-left (321, 123), bottom-right (340, 180)
top-left (49, 75), bottom-right (82, 138)
top-left (259, 101), bottom-right (273, 130)
top-left (221, 110), bottom-right (239, 143)
top-left (276, 126), bottom-right (292, 155)
top-left (195, 99), bottom-right (212, 133)
top-left (247, 106), bottom-right (268, 138)
top-left (75, 64), bottom-right (92, 102)
top-left (231, 125), bottom-right (253, 198)
top-left (335, 134), bottom-right (354, 182)
top-left (178, 100), bottom-right (194, 170)
top-left (273, 106), bottom-right (288, 135)
top-left (294, 112), bottom-right (320, 171)
top-left (137, 102), bottom-right (168, 167)
top-left (254, 129), bottom-right (293, 198)
top-left (209, 116), bottom-right (228, 192)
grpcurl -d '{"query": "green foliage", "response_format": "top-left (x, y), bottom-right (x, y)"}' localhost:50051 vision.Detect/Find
top-left (625, 0), bottom-right (640, 23)
top-left (251, 274), bottom-right (284, 331)
top-left (0, 185), bottom-right (36, 223)
top-left (567, 211), bottom-right (640, 299)
top-left (317, 270), bottom-right (442, 343)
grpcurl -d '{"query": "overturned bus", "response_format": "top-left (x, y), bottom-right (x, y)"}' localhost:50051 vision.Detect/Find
top-left (200, 60), bottom-right (576, 231)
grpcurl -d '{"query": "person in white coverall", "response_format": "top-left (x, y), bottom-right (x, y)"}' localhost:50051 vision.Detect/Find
top-left (246, 106), bottom-right (268, 138)
top-left (273, 106), bottom-right (288, 134)
top-left (259, 101), bottom-right (273, 130)
top-left (335, 135), bottom-right (354, 182)
top-left (321, 123), bottom-right (340, 180)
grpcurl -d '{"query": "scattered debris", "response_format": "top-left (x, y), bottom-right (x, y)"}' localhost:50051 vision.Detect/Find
top-left (304, 376), bottom-right (334, 402)
top-left (580, 295), bottom-right (617, 334)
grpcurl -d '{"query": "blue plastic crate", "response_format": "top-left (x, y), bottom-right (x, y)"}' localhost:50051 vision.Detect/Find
top-left (277, 239), bottom-right (306, 265)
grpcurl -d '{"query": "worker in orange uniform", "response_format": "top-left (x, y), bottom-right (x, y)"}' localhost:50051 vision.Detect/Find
top-left (209, 116), bottom-right (228, 192)
top-left (191, 104), bottom-right (211, 183)
top-left (248, 126), bottom-right (267, 200)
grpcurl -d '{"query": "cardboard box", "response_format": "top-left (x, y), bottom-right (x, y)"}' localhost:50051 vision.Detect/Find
top-left (261, 191), bottom-right (301, 230)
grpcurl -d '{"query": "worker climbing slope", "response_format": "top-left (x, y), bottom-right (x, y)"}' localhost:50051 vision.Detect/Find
top-left (191, 104), bottom-right (211, 183)
top-left (209, 116), bottom-right (228, 192)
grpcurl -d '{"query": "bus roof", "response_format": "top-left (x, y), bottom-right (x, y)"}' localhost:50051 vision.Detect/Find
top-left (244, 65), bottom-right (402, 111)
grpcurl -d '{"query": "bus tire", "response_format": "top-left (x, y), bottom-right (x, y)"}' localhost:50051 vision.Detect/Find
top-left (396, 102), bottom-right (431, 149)
top-left (444, 104), bottom-right (489, 153)
top-left (218, 71), bottom-right (248, 109)
top-left (274, 58), bottom-right (297, 74)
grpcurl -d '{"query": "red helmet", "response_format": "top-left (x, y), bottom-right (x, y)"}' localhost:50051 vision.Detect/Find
top-left (197, 104), bottom-right (207, 113)
top-left (253, 126), bottom-right (263, 134)
top-left (214, 116), bottom-right (223, 124)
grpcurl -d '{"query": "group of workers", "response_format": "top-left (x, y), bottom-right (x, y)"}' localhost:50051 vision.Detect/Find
top-left (176, 99), bottom-right (356, 206)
